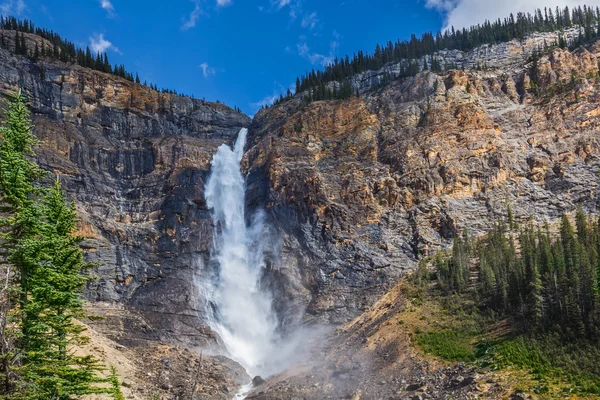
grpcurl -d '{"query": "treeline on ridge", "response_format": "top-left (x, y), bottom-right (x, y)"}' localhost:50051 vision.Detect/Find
top-left (0, 16), bottom-right (222, 103)
top-left (269, 4), bottom-right (600, 107)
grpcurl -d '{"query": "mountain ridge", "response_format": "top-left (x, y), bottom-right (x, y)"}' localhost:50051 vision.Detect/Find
top-left (0, 16), bottom-right (600, 398)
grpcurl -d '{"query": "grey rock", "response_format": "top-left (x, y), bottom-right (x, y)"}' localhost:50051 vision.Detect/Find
top-left (0, 43), bottom-right (250, 346)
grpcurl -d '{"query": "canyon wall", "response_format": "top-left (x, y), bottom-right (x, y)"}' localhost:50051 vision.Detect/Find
top-left (1, 28), bottom-right (600, 347)
top-left (245, 39), bottom-right (600, 327)
top-left (0, 32), bottom-right (251, 345)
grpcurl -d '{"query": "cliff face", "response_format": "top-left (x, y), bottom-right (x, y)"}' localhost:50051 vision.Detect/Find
top-left (2, 28), bottom-right (600, 393)
top-left (349, 27), bottom-right (586, 93)
top-left (0, 38), bottom-right (251, 345)
top-left (245, 40), bottom-right (600, 327)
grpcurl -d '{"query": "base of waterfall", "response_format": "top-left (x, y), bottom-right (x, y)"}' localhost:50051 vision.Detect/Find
top-left (234, 382), bottom-right (253, 399)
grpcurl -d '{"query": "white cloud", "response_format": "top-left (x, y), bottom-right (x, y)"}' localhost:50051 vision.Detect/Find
top-left (250, 81), bottom-right (295, 111)
top-left (270, 0), bottom-right (302, 20)
top-left (297, 37), bottom-right (338, 67)
top-left (199, 62), bottom-right (216, 78)
top-left (301, 11), bottom-right (319, 30)
top-left (427, 0), bottom-right (600, 31)
top-left (182, 0), bottom-right (204, 30)
top-left (251, 92), bottom-right (280, 109)
top-left (0, 0), bottom-right (26, 15)
top-left (99, 0), bottom-right (116, 17)
top-left (89, 33), bottom-right (120, 55)
top-left (272, 0), bottom-right (291, 10)
top-left (216, 0), bottom-right (231, 6)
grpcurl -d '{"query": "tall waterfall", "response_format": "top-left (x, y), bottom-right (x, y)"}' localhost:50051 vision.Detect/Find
top-left (204, 128), bottom-right (279, 379)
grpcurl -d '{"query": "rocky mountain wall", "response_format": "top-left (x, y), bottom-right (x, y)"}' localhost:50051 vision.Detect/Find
top-left (2, 28), bottom-right (600, 350)
top-left (0, 39), bottom-right (251, 345)
top-left (337, 27), bottom-right (585, 93)
top-left (245, 41), bottom-right (600, 326)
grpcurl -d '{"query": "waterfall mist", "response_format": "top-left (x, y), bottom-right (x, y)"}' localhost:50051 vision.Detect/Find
top-left (204, 128), bottom-right (302, 379)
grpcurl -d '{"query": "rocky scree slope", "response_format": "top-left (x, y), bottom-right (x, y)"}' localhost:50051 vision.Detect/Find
top-left (244, 37), bottom-right (600, 331)
top-left (0, 28), bottom-right (251, 347)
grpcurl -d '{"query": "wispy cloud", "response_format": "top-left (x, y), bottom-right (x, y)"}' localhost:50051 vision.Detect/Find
top-left (297, 35), bottom-right (338, 67)
top-left (89, 33), bottom-right (121, 55)
top-left (0, 0), bottom-right (26, 15)
top-left (271, 0), bottom-right (291, 10)
top-left (40, 4), bottom-right (52, 20)
top-left (216, 0), bottom-right (232, 6)
top-left (267, 0), bottom-right (302, 21)
top-left (250, 81), bottom-right (295, 111)
top-left (199, 62), bottom-right (217, 78)
top-left (182, 0), bottom-right (204, 30)
top-left (99, 0), bottom-right (116, 17)
top-left (251, 92), bottom-right (280, 109)
top-left (301, 11), bottom-right (318, 30)
top-left (426, 0), bottom-right (600, 31)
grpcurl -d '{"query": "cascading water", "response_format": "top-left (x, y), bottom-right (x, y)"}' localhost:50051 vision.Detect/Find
top-left (204, 128), bottom-right (280, 383)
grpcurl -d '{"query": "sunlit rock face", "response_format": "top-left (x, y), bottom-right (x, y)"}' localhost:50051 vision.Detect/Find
top-left (0, 37), bottom-right (251, 346)
top-left (245, 39), bottom-right (600, 327)
top-left (2, 27), bottom-right (600, 356)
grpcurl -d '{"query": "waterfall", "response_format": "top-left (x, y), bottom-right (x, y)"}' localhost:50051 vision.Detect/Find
top-left (204, 128), bottom-right (279, 379)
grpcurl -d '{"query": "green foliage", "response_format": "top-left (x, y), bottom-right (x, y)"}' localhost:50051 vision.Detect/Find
top-left (108, 367), bottom-right (125, 400)
top-left (435, 230), bottom-right (471, 293)
top-left (416, 329), bottom-right (478, 361)
top-left (432, 208), bottom-right (600, 338)
top-left (422, 205), bottom-right (600, 394)
top-left (0, 91), bottom-right (121, 399)
top-left (479, 335), bottom-right (600, 394)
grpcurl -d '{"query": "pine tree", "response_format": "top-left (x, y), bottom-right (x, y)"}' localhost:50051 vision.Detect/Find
top-left (507, 204), bottom-right (516, 230)
top-left (18, 178), bottom-right (109, 398)
top-left (0, 91), bottom-right (46, 394)
top-left (576, 205), bottom-right (589, 245)
top-left (522, 223), bottom-right (543, 326)
top-left (108, 367), bottom-right (125, 400)
top-left (0, 91), bottom-right (122, 398)
top-left (19, 33), bottom-right (26, 56)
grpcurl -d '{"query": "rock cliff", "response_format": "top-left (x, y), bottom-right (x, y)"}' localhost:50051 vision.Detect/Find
top-left (0, 32), bottom-right (251, 346)
top-left (2, 27), bottom-right (600, 398)
top-left (244, 38), bottom-right (600, 329)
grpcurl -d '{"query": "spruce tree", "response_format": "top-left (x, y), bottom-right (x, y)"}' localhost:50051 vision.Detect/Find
top-left (18, 178), bottom-right (109, 399)
top-left (0, 91), bottom-right (46, 394)
top-left (0, 92), bottom-right (122, 399)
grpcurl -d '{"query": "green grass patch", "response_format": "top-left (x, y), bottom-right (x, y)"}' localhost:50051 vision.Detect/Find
top-left (406, 282), bottom-right (600, 395)
top-left (481, 335), bottom-right (600, 394)
top-left (416, 329), bottom-right (478, 362)
top-left (412, 295), bottom-right (600, 394)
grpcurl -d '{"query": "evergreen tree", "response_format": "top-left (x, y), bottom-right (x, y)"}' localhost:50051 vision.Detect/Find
top-left (0, 92), bottom-right (123, 399)
top-left (0, 91), bottom-right (46, 394)
top-left (18, 178), bottom-right (108, 399)
top-left (19, 33), bottom-right (26, 56)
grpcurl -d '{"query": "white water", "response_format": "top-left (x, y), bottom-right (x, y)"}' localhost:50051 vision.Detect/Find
top-left (204, 128), bottom-right (280, 379)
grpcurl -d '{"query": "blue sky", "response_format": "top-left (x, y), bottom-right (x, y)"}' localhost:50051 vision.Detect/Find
top-left (1, 0), bottom-right (596, 114)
